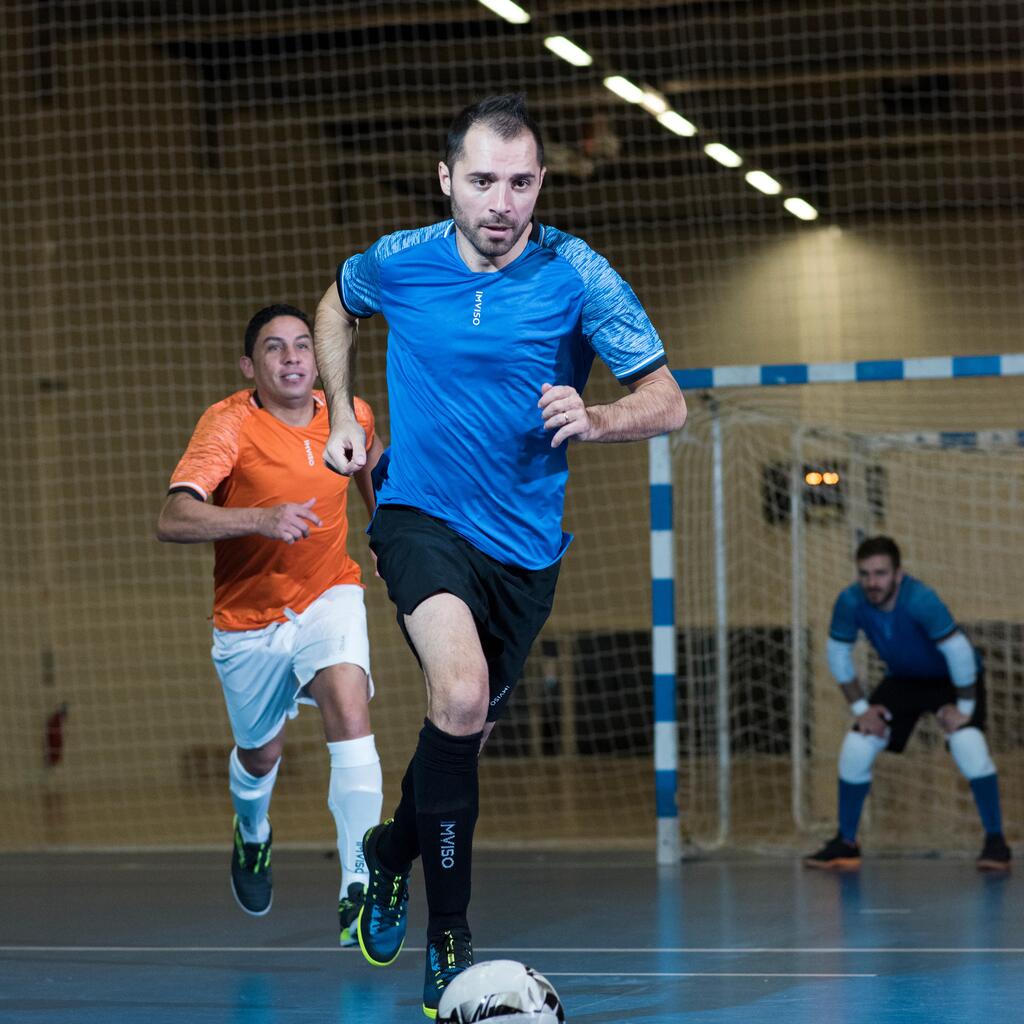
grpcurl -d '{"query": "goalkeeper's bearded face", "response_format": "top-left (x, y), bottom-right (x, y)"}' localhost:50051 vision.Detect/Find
top-left (857, 553), bottom-right (902, 608)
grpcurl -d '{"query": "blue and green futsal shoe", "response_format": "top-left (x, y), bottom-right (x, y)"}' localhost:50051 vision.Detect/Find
top-left (422, 925), bottom-right (473, 1019)
top-left (338, 881), bottom-right (365, 946)
top-left (357, 821), bottom-right (411, 966)
top-left (230, 816), bottom-right (273, 916)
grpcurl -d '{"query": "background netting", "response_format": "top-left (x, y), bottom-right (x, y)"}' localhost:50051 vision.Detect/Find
top-left (1, 1), bottom-right (1021, 851)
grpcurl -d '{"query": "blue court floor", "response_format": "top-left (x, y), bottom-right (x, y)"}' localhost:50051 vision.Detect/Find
top-left (1, 848), bottom-right (1021, 1023)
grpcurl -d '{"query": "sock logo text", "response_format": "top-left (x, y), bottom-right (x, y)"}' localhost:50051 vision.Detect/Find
top-left (440, 820), bottom-right (456, 869)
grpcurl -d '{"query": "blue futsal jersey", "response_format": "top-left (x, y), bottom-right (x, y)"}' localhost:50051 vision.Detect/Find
top-left (339, 220), bottom-right (667, 569)
top-left (828, 574), bottom-right (977, 680)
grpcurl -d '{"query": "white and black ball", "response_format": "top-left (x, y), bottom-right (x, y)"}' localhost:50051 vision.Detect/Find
top-left (437, 959), bottom-right (565, 1023)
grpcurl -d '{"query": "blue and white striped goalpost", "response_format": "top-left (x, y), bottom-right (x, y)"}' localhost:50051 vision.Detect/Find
top-left (649, 352), bottom-right (1024, 864)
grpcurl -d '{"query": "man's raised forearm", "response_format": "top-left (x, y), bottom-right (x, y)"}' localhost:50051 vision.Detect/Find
top-left (585, 369), bottom-right (686, 442)
top-left (314, 283), bottom-right (359, 420)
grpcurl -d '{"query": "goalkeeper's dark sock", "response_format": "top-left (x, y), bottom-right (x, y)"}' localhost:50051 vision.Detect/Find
top-left (838, 779), bottom-right (870, 843)
top-left (969, 774), bottom-right (1003, 836)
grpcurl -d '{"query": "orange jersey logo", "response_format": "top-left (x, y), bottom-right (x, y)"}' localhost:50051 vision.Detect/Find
top-left (170, 390), bottom-right (375, 630)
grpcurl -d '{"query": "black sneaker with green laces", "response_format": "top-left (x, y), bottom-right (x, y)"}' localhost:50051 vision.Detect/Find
top-left (802, 830), bottom-right (862, 871)
top-left (357, 821), bottom-right (411, 966)
top-left (230, 816), bottom-right (273, 916)
top-left (422, 925), bottom-right (473, 1020)
top-left (338, 881), bottom-right (365, 946)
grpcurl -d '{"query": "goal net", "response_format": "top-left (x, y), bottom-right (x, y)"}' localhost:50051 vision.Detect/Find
top-left (1, 1), bottom-right (1022, 852)
top-left (671, 376), bottom-right (1024, 853)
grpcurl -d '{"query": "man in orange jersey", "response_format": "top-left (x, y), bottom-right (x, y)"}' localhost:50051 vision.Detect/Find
top-left (157, 304), bottom-right (384, 942)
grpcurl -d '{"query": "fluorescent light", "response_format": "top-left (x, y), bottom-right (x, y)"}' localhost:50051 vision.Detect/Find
top-left (603, 76), bottom-right (645, 104)
top-left (784, 197), bottom-right (819, 221)
top-left (477, 0), bottom-right (530, 24)
top-left (704, 142), bottom-right (743, 168)
top-left (745, 170), bottom-right (782, 195)
top-left (656, 110), bottom-right (697, 137)
top-left (543, 35), bottom-right (592, 67)
top-left (640, 90), bottom-right (668, 114)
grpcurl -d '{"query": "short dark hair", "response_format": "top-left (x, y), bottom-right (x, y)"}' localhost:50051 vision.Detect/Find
top-left (444, 93), bottom-right (545, 170)
top-left (855, 535), bottom-right (901, 569)
top-left (243, 303), bottom-right (312, 358)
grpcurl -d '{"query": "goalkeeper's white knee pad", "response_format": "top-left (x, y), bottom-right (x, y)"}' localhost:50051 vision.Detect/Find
top-left (948, 726), bottom-right (996, 780)
top-left (838, 729), bottom-right (888, 785)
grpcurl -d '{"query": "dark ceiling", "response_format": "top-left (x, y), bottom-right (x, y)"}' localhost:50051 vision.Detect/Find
top-left (27, 1), bottom-right (1024, 225)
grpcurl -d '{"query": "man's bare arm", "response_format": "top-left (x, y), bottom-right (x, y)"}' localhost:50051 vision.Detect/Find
top-left (352, 434), bottom-right (384, 518)
top-left (314, 282), bottom-right (366, 474)
top-left (156, 492), bottom-right (321, 545)
top-left (539, 365), bottom-right (687, 447)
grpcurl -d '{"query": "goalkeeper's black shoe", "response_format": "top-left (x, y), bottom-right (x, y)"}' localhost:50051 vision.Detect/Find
top-left (339, 881), bottom-right (365, 946)
top-left (422, 925), bottom-right (473, 1020)
top-left (357, 820), bottom-right (411, 966)
top-left (803, 831), bottom-right (862, 871)
top-left (230, 816), bottom-right (273, 915)
top-left (977, 832), bottom-right (1012, 872)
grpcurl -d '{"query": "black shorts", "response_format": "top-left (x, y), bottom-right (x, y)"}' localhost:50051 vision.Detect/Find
top-left (861, 671), bottom-right (987, 752)
top-left (368, 505), bottom-right (560, 721)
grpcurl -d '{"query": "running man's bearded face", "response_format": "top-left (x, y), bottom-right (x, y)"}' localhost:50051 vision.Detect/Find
top-left (856, 553), bottom-right (903, 608)
top-left (240, 315), bottom-right (316, 407)
top-left (439, 123), bottom-right (545, 269)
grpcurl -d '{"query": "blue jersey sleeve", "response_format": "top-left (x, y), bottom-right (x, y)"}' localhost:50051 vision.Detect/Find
top-left (338, 248), bottom-right (382, 318)
top-left (905, 579), bottom-right (957, 640)
top-left (338, 222), bottom-right (452, 319)
top-left (828, 587), bottom-right (860, 642)
top-left (545, 228), bottom-right (665, 383)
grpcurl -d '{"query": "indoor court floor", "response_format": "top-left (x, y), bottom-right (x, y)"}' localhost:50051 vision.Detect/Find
top-left (1, 847), bottom-right (1021, 1023)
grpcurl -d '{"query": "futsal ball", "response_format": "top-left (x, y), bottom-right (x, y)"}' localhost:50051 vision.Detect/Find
top-left (437, 959), bottom-right (565, 1023)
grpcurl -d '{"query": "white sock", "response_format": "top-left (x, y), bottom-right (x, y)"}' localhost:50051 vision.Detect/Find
top-left (327, 734), bottom-right (383, 897)
top-left (229, 746), bottom-right (279, 844)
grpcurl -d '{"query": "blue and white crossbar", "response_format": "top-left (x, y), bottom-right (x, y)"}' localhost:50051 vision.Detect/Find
top-left (674, 353), bottom-right (1024, 391)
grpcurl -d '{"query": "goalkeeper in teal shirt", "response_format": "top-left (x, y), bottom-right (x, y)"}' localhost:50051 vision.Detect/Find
top-left (804, 535), bottom-right (1010, 872)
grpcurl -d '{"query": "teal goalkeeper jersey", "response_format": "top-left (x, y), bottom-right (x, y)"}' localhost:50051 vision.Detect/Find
top-left (339, 220), bottom-right (667, 569)
top-left (829, 574), bottom-right (980, 680)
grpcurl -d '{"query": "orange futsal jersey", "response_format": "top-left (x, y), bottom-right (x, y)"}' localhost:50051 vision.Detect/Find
top-left (169, 390), bottom-right (375, 631)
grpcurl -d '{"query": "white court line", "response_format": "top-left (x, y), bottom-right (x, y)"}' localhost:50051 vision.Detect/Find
top-left (544, 971), bottom-right (876, 979)
top-left (481, 947), bottom-right (1024, 955)
top-left (1, 946), bottom-right (1023, 955)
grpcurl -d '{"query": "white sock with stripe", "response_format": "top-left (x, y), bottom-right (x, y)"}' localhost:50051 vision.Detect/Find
top-left (327, 734), bottom-right (383, 897)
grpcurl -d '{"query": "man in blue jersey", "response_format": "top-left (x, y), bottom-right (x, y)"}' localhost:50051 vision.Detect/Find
top-left (313, 94), bottom-right (687, 1016)
top-left (804, 536), bottom-right (1010, 872)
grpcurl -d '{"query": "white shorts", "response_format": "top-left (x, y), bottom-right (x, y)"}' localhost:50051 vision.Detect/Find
top-left (211, 584), bottom-right (374, 750)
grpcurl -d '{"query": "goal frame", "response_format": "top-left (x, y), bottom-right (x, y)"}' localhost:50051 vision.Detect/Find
top-left (649, 352), bottom-right (1024, 864)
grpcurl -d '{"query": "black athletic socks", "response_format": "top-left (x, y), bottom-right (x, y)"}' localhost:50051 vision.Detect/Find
top-left (377, 760), bottom-right (420, 871)
top-left (413, 718), bottom-right (481, 932)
